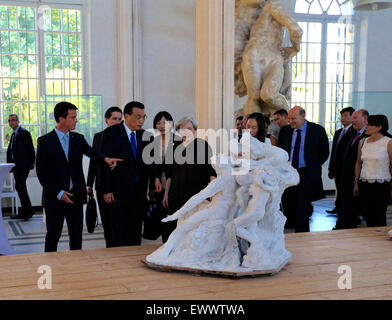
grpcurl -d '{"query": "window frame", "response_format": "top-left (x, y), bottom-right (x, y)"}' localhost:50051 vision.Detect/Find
top-left (290, 0), bottom-right (360, 137)
top-left (0, 0), bottom-right (88, 149)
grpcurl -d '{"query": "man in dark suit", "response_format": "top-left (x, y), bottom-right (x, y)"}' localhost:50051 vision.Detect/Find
top-left (87, 106), bottom-right (123, 248)
top-left (334, 109), bottom-right (369, 230)
top-left (278, 106), bottom-right (330, 232)
top-left (36, 102), bottom-right (121, 252)
top-left (101, 101), bottom-right (162, 247)
top-left (327, 107), bottom-right (355, 215)
top-left (6, 114), bottom-right (35, 221)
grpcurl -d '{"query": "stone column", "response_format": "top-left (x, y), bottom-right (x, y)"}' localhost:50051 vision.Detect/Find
top-left (115, 0), bottom-right (143, 107)
top-left (195, 0), bottom-right (234, 131)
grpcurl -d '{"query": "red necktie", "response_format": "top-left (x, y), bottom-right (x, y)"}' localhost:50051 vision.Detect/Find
top-left (351, 131), bottom-right (361, 147)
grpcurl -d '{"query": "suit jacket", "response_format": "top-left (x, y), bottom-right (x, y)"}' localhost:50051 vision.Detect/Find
top-left (341, 130), bottom-right (368, 187)
top-left (87, 131), bottom-right (105, 194)
top-left (6, 126), bottom-right (35, 173)
top-left (36, 130), bottom-right (105, 208)
top-left (278, 122), bottom-right (330, 201)
top-left (101, 122), bottom-right (159, 206)
top-left (328, 126), bottom-right (356, 177)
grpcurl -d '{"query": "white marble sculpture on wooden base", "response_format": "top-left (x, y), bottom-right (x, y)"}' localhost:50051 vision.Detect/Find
top-left (146, 134), bottom-right (299, 274)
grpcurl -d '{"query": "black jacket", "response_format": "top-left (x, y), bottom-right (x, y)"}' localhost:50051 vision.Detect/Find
top-left (101, 122), bottom-right (159, 206)
top-left (36, 130), bottom-right (105, 207)
top-left (6, 126), bottom-right (35, 172)
top-left (278, 122), bottom-right (330, 201)
top-left (87, 131), bottom-right (105, 193)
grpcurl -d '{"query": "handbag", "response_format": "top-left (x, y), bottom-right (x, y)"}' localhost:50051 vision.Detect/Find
top-left (86, 194), bottom-right (98, 234)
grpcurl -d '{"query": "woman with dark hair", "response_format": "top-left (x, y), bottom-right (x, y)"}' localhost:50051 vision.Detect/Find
top-left (246, 112), bottom-right (266, 143)
top-left (143, 111), bottom-right (175, 241)
top-left (354, 114), bottom-right (392, 227)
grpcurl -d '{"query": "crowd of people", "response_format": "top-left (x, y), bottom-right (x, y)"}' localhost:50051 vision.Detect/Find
top-left (5, 101), bottom-right (392, 253)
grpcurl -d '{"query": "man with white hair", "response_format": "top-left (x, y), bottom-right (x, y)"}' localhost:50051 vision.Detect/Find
top-left (277, 106), bottom-right (329, 232)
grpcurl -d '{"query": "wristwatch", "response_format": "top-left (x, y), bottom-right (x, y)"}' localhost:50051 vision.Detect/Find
top-left (353, 180), bottom-right (358, 185)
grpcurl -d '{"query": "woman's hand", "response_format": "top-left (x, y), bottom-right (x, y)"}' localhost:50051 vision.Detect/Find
top-left (353, 184), bottom-right (359, 197)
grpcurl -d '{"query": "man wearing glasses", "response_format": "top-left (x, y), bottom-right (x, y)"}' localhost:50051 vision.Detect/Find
top-left (6, 114), bottom-right (36, 221)
top-left (102, 101), bottom-right (162, 247)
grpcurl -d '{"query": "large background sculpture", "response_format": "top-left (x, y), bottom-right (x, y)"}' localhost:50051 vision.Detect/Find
top-left (235, 0), bottom-right (303, 116)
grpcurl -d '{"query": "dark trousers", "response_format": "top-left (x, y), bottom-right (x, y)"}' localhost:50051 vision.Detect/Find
top-left (282, 168), bottom-right (313, 233)
top-left (13, 169), bottom-right (33, 217)
top-left (336, 178), bottom-right (361, 229)
top-left (96, 192), bottom-right (113, 248)
top-left (359, 181), bottom-right (390, 227)
top-left (334, 172), bottom-right (343, 211)
top-left (110, 187), bottom-right (148, 247)
top-left (44, 202), bottom-right (83, 252)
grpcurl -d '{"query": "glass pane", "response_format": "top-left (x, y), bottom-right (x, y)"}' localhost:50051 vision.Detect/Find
top-left (27, 32), bottom-right (36, 54)
top-left (308, 43), bottom-right (321, 62)
top-left (20, 55), bottom-right (28, 77)
top-left (63, 34), bottom-right (70, 55)
top-left (29, 80), bottom-right (38, 101)
top-left (43, 8), bottom-right (51, 31)
top-left (76, 11), bottom-right (81, 32)
top-left (10, 31), bottom-right (18, 54)
top-left (52, 33), bottom-right (61, 55)
top-left (295, 0), bottom-right (310, 13)
top-left (1, 55), bottom-right (10, 77)
top-left (328, 0), bottom-right (341, 14)
top-left (307, 63), bottom-right (321, 82)
top-left (19, 79), bottom-right (29, 100)
top-left (19, 32), bottom-right (27, 54)
top-left (53, 80), bottom-right (63, 95)
top-left (320, 0), bottom-right (333, 12)
top-left (17, 7), bottom-right (26, 30)
top-left (62, 10), bottom-right (69, 32)
top-left (45, 56), bottom-right (53, 78)
top-left (341, 1), bottom-right (354, 15)
top-left (46, 80), bottom-right (54, 95)
top-left (77, 34), bottom-right (81, 56)
top-left (11, 79), bottom-right (20, 99)
top-left (51, 9), bottom-right (60, 32)
top-left (2, 79), bottom-right (11, 100)
top-left (0, 6), bottom-right (9, 29)
top-left (53, 56), bottom-right (62, 78)
top-left (70, 57), bottom-right (78, 78)
top-left (70, 80), bottom-right (78, 95)
top-left (45, 33), bottom-right (53, 55)
top-left (69, 10), bottom-right (77, 32)
top-left (9, 6), bottom-right (17, 29)
top-left (308, 23), bottom-right (322, 43)
top-left (28, 56), bottom-right (37, 77)
top-left (1, 31), bottom-right (10, 53)
top-left (26, 7), bottom-right (35, 30)
top-left (10, 55), bottom-right (18, 77)
top-left (69, 34), bottom-right (77, 55)
top-left (309, 1), bottom-right (323, 14)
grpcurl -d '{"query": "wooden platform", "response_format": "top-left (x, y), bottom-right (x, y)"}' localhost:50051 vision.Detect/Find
top-left (0, 227), bottom-right (391, 300)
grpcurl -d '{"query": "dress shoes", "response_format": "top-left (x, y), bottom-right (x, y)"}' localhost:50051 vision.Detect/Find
top-left (11, 214), bottom-right (30, 221)
top-left (326, 207), bottom-right (339, 214)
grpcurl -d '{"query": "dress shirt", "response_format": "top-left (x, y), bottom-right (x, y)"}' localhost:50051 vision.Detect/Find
top-left (290, 120), bottom-right (308, 168)
top-left (55, 128), bottom-right (73, 200)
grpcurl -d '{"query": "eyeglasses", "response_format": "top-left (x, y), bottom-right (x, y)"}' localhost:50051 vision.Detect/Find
top-left (8, 119), bottom-right (17, 122)
top-left (135, 115), bottom-right (147, 121)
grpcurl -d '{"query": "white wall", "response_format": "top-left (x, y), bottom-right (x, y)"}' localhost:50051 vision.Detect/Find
top-left (141, 0), bottom-right (196, 129)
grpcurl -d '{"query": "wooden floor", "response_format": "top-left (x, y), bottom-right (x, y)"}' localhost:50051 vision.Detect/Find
top-left (0, 227), bottom-right (391, 300)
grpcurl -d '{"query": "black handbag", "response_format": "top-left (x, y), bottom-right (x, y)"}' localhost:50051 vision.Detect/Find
top-left (86, 194), bottom-right (98, 234)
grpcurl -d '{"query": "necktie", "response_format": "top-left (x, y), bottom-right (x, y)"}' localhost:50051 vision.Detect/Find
top-left (292, 129), bottom-right (301, 169)
top-left (62, 134), bottom-right (73, 190)
top-left (130, 132), bottom-right (138, 183)
top-left (10, 132), bottom-right (16, 160)
top-left (130, 132), bottom-right (137, 159)
top-left (337, 128), bottom-right (346, 144)
top-left (351, 131), bottom-right (361, 147)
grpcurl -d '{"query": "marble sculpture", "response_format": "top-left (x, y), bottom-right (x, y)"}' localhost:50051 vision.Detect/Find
top-left (146, 134), bottom-right (300, 273)
top-left (235, 0), bottom-right (303, 116)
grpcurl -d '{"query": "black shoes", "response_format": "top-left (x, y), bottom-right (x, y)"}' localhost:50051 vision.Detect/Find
top-left (326, 207), bottom-right (339, 214)
top-left (11, 213), bottom-right (33, 221)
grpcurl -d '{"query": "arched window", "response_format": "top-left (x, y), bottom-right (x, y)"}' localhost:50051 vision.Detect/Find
top-left (291, 0), bottom-right (358, 139)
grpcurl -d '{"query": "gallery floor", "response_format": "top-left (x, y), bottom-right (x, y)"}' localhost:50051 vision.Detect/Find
top-left (2, 196), bottom-right (392, 255)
